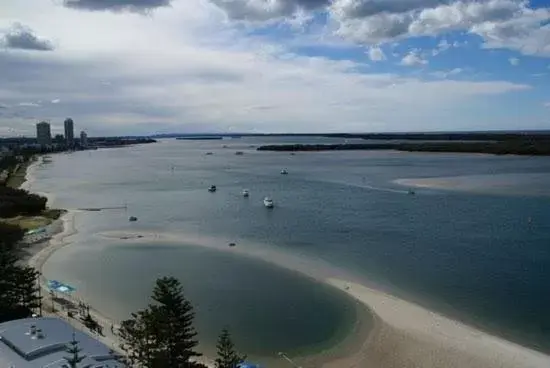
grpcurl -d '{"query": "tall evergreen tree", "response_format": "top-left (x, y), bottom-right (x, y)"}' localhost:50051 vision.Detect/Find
top-left (215, 328), bottom-right (246, 368)
top-left (0, 223), bottom-right (41, 322)
top-left (119, 277), bottom-right (205, 368)
top-left (64, 332), bottom-right (86, 368)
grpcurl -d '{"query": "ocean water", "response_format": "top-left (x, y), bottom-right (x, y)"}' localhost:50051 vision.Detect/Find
top-left (28, 137), bottom-right (550, 360)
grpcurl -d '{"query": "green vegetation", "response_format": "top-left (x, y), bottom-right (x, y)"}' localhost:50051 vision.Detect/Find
top-left (257, 140), bottom-right (550, 156)
top-left (215, 328), bottom-right (247, 368)
top-left (0, 186), bottom-right (47, 218)
top-left (118, 277), bottom-right (207, 367)
top-left (0, 222), bottom-right (41, 322)
top-left (64, 333), bottom-right (86, 368)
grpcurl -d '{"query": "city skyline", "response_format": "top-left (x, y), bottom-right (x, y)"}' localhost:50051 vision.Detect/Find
top-left (0, 0), bottom-right (549, 136)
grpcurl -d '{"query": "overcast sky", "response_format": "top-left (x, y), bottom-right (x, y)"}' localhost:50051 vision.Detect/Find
top-left (0, 0), bottom-right (549, 136)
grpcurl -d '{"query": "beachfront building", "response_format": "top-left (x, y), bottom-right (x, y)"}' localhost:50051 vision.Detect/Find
top-left (0, 317), bottom-right (125, 367)
top-left (80, 131), bottom-right (88, 148)
top-left (64, 118), bottom-right (74, 147)
top-left (36, 122), bottom-right (51, 146)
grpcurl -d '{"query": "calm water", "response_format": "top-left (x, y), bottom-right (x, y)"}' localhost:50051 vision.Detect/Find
top-left (28, 137), bottom-right (550, 359)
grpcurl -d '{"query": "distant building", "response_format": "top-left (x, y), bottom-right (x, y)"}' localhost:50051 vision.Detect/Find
top-left (64, 118), bottom-right (74, 147)
top-left (0, 317), bottom-right (125, 367)
top-left (36, 122), bottom-right (51, 146)
top-left (80, 131), bottom-right (88, 148)
top-left (53, 134), bottom-right (64, 144)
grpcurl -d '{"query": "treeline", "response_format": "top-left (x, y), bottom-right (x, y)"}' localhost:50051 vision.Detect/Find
top-left (0, 186), bottom-right (47, 218)
top-left (257, 140), bottom-right (550, 156)
top-left (0, 223), bottom-right (41, 322)
top-left (117, 277), bottom-right (247, 368)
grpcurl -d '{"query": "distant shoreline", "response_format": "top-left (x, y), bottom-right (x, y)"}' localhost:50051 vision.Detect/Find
top-left (257, 141), bottom-right (550, 156)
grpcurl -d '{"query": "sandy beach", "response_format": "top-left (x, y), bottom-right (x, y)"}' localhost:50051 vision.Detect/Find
top-left (98, 230), bottom-right (550, 368)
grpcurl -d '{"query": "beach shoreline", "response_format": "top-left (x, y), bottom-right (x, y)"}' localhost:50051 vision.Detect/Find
top-left (98, 230), bottom-right (550, 368)
top-left (21, 158), bottom-right (550, 368)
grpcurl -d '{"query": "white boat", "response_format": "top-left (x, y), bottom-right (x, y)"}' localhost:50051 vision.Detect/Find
top-left (242, 189), bottom-right (249, 197)
top-left (263, 197), bottom-right (274, 208)
top-left (280, 169), bottom-right (288, 175)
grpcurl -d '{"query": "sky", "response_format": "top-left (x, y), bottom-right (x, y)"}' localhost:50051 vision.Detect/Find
top-left (0, 0), bottom-right (549, 136)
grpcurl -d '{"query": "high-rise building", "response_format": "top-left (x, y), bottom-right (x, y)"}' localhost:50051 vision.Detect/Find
top-left (36, 121), bottom-right (51, 145)
top-left (64, 118), bottom-right (74, 146)
top-left (80, 130), bottom-right (88, 148)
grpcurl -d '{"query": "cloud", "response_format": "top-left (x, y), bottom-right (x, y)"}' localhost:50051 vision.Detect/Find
top-left (367, 46), bottom-right (386, 61)
top-left (51, 99), bottom-right (61, 103)
top-left (18, 102), bottom-right (41, 107)
top-left (210, 0), bottom-right (550, 57)
top-left (209, 0), bottom-right (328, 21)
top-left (431, 68), bottom-right (463, 78)
top-left (400, 50), bottom-right (428, 66)
top-left (544, 102), bottom-right (550, 107)
top-left (509, 57), bottom-right (520, 66)
top-left (62, 0), bottom-right (173, 12)
top-left (0, 0), bottom-right (537, 135)
top-left (1, 23), bottom-right (54, 51)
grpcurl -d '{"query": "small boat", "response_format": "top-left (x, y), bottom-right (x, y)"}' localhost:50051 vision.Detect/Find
top-left (263, 197), bottom-right (274, 208)
top-left (208, 185), bottom-right (217, 192)
top-left (408, 189), bottom-right (416, 195)
top-left (242, 189), bottom-right (249, 197)
top-left (228, 242), bottom-right (236, 247)
top-left (235, 151), bottom-right (244, 155)
top-left (129, 216), bottom-right (138, 222)
top-left (205, 152), bottom-right (213, 155)
top-left (280, 169), bottom-right (288, 175)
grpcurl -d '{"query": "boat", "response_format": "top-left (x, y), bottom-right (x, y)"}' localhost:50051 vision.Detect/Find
top-left (242, 189), bottom-right (249, 197)
top-left (129, 216), bottom-right (138, 222)
top-left (408, 189), bottom-right (416, 195)
top-left (263, 197), bottom-right (274, 208)
top-left (228, 242), bottom-right (236, 247)
top-left (205, 152), bottom-right (213, 155)
top-left (208, 185), bottom-right (217, 192)
top-left (280, 169), bottom-right (288, 175)
top-left (235, 151), bottom-right (244, 155)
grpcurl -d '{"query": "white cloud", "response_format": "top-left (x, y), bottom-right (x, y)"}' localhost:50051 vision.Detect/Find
top-left (51, 98), bottom-right (61, 103)
top-left (544, 102), bottom-right (550, 107)
top-left (509, 57), bottom-right (520, 66)
top-left (367, 46), bottom-right (386, 61)
top-left (0, 0), bottom-right (536, 135)
top-left (401, 50), bottom-right (428, 66)
top-left (207, 0), bottom-right (550, 57)
top-left (431, 68), bottom-right (463, 78)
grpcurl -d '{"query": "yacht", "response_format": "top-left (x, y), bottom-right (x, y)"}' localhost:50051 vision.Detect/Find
top-left (242, 189), bottom-right (249, 197)
top-left (280, 169), bottom-right (288, 175)
top-left (208, 185), bottom-right (217, 192)
top-left (263, 197), bottom-right (274, 208)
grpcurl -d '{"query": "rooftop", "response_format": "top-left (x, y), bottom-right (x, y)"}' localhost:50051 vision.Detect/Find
top-left (0, 317), bottom-right (124, 368)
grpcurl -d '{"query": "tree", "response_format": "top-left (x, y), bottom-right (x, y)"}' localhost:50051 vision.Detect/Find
top-left (0, 223), bottom-right (41, 322)
top-left (215, 328), bottom-right (246, 368)
top-left (119, 277), bottom-right (204, 368)
top-left (64, 332), bottom-right (86, 368)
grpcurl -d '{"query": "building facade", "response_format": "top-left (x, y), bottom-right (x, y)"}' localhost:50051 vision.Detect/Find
top-left (64, 118), bottom-right (74, 147)
top-left (36, 122), bottom-right (51, 146)
top-left (80, 131), bottom-right (88, 148)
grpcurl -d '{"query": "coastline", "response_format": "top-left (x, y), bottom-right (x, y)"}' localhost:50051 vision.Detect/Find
top-left (20, 159), bottom-right (550, 368)
top-left (98, 230), bottom-right (550, 368)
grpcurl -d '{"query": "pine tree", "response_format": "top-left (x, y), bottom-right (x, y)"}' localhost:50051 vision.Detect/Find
top-left (64, 332), bottom-right (86, 368)
top-left (215, 328), bottom-right (246, 368)
top-left (119, 277), bottom-right (204, 368)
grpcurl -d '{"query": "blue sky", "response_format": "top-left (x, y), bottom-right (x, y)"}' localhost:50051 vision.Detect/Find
top-left (0, 0), bottom-right (549, 135)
